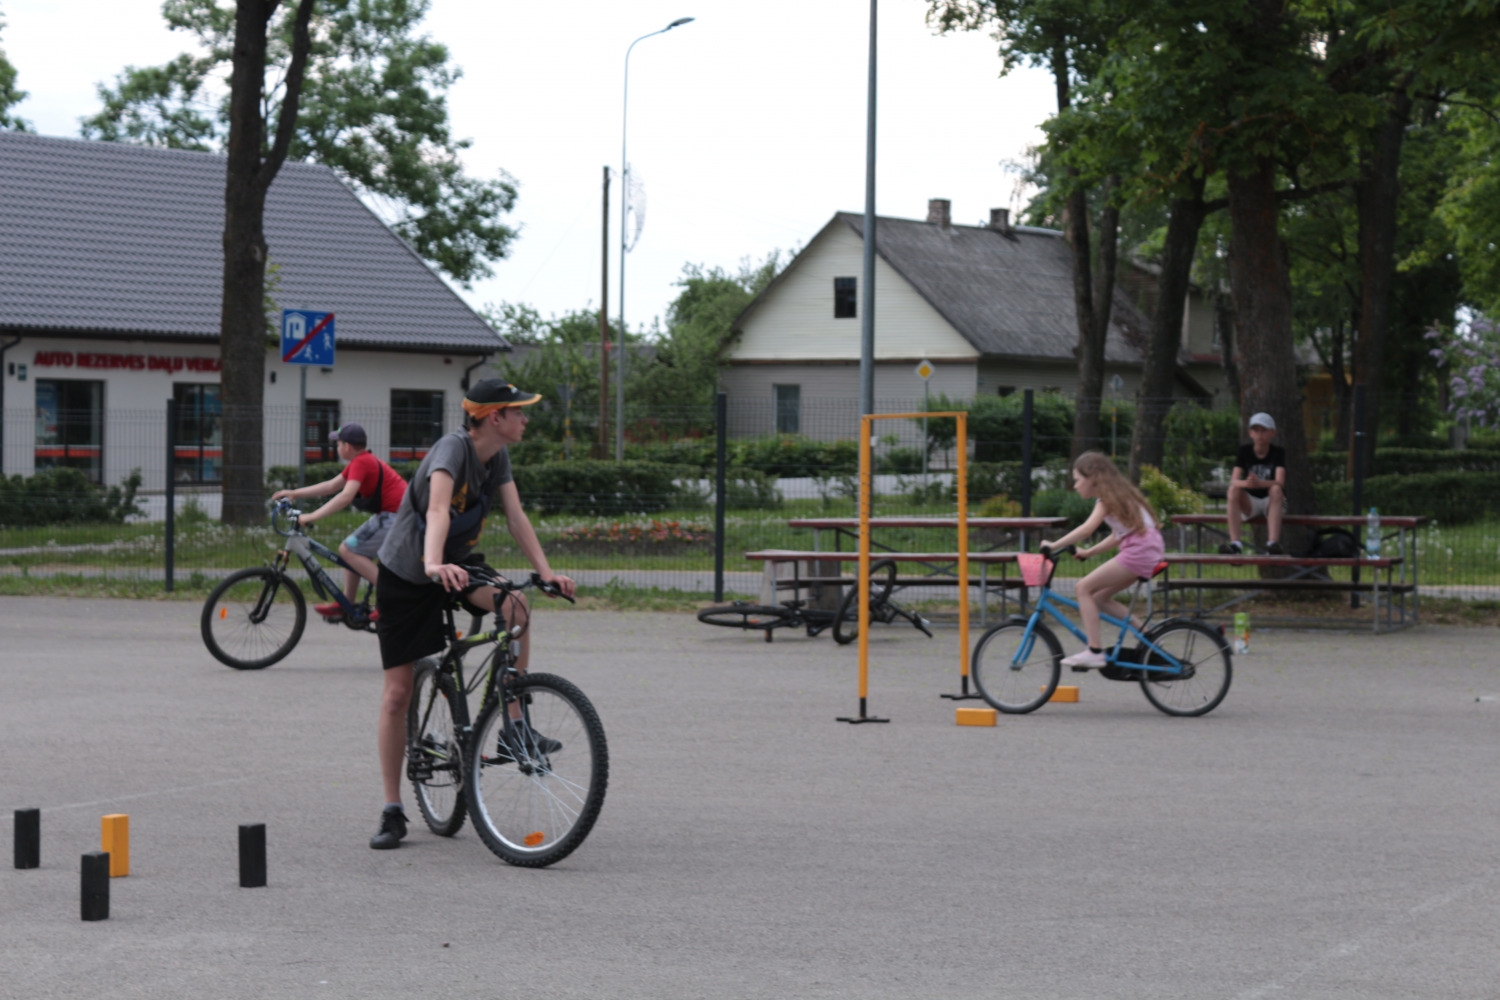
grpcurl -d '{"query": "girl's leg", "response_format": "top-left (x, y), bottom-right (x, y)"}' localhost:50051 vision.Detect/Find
top-left (1075, 559), bottom-right (1142, 649)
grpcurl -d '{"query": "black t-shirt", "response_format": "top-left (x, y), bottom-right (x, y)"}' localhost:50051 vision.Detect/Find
top-left (1235, 443), bottom-right (1286, 499)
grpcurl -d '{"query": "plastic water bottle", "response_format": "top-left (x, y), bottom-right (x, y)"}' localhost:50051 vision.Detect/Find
top-left (1232, 612), bottom-right (1250, 655)
top-left (1365, 507), bottom-right (1381, 561)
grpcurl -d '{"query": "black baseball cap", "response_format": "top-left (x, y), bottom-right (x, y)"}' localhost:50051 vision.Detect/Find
top-left (465, 378), bottom-right (540, 408)
top-left (329, 423), bottom-right (367, 447)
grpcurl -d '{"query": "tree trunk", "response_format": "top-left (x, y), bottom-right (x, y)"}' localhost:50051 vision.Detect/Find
top-left (1227, 158), bottom-right (1314, 522)
top-left (218, 0), bottom-right (316, 525)
top-left (1351, 90), bottom-right (1411, 475)
top-left (1129, 175), bottom-right (1207, 479)
top-left (1078, 175), bottom-right (1119, 459)
top-left (1217, 292), bottom-right (1241, 410)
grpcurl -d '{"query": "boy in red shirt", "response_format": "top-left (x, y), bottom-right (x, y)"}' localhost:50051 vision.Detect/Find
top-left (271, 423), bottom-right (407, 620)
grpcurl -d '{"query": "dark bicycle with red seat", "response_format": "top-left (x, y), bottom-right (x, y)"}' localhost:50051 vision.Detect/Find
top-left (969, 546), bottom-right (1232, 716)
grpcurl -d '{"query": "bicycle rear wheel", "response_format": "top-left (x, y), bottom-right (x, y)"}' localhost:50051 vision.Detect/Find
top-left (832, 559), bottom-right (898, 646)
top-left (697, 603), bottom-right (797, 632)
top-left (971, 620), bottom-right (1062, 714)
top-left (201, 568), bottom-right (306, 669)
top-left (407, 661), bottom-right (466, 836)
top-left (1137, 620), bottom-right (1232, 717)
top-left (466, 673), bottom-right (608, 868)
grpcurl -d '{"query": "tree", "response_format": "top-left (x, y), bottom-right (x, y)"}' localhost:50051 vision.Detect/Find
top-left (0, 12), bottom-right (30, 131)
top-left (82, 0), bottom-right (517, 285)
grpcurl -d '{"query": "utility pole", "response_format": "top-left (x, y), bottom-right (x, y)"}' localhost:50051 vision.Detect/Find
top-left (859, 0), bottom-right (877, 419)
top-left (599, 165), bottom-right (611, 458)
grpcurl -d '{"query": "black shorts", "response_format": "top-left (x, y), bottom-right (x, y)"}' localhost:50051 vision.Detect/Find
top-left (375, 565), bottom-right (497, 670)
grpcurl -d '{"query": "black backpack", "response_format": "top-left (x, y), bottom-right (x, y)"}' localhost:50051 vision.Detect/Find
top-left (1303, 528), bottom-right (1357, 559)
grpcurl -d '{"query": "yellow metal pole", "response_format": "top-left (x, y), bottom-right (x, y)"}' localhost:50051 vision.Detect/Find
top-left (957, 413), bottom-right (970, 680)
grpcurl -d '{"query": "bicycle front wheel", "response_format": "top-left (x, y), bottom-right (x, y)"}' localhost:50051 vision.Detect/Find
top-left (466, 673), bottom-right (608, 868)
top-left (971, 620), bottom-right (1062, 714)
top-left (201, 568), bottom-right (306, 669)
top-left (1137, 619), bottom-right (1233, 717)
top-left (407, 661), bottom-right (466, 836)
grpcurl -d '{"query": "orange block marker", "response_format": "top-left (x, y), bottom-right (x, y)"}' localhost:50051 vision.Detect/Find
top-left (101, 814), bottom-right (129, 877)
top-left (1048, 685), bottom-right (1080, 703)
top-left (955, 707), bottom-right (997, 726)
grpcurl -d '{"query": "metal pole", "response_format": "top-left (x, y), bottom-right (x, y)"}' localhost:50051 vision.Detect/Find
top-left (599, 165), bottom-right (610, 458)
top-left (714, 392), bottom-right (727, 602)
top-left (922, 380), bottom-right (929, 485)
top-left (1351, 385), bottom-right (1367, 609)
top-left (165, 398), bottom-right (176, 593)
top-left (1020, 388), bottom-right (1034, 519)
top-left (858, 0), bottom-right (877, 420)
top-left (297, 366), bottom-right (307, 488)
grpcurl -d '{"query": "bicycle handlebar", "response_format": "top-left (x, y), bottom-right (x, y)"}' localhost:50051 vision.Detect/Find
top-left (461, 565), bottom-right (577, 605)
top-left (1039, 544), bottom-right (1076, 562)
top-left (270, 498), bottom-right (302, 538)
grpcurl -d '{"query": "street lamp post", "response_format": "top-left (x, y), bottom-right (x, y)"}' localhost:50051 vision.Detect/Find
top-left (618, 16), bottom-right (695, 460)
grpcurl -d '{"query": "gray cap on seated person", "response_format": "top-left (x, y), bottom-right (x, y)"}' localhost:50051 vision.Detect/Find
top-left (1248, 412), bottom-right (1276, 431)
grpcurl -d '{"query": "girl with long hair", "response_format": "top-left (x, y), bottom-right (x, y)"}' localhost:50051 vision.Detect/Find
top-left (1040, 451), bottom-right (1166, 669)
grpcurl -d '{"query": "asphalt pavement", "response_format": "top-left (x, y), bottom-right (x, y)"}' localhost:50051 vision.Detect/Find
top-left (2, 597), bottom-right (1499, 999)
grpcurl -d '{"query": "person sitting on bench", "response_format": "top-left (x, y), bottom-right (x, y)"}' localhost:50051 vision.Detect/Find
top-left (1221, 412), bottom-right (1287, 555)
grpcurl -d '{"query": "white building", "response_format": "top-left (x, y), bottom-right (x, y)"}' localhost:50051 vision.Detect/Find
top-left (0, 133), bottom-right (511, 490)
top-left (721, 199), bottom-right (1225, 438)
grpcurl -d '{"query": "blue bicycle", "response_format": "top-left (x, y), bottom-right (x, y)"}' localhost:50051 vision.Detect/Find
top-left (971, 546), bottom-right (1232, 716)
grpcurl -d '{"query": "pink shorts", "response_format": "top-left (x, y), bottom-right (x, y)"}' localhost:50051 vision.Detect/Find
top-left (1113, 528), bottom-right (1165, 580)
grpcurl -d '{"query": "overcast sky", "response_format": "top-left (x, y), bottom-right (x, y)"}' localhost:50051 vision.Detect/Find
top-left (3, 0), bottom-right (1056, 335)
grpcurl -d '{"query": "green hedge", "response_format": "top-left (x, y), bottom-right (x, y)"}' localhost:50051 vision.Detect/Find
top-left (0, 468), bottom-right (144, 527)
top-left (511, 460), bottom-right (692, 515)
top-left (1314, 471), bottom-right (1500, 525)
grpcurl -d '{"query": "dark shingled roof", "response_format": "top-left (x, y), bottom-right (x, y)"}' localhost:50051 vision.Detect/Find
top-left (0, 132), bottom-right (508, 355)
top-left (835, 212), bottom-right (1147, 363)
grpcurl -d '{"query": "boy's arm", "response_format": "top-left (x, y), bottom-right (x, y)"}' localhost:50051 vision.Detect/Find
top-left (499, 482), bottom-right (576, 598)
top-left (271, 473), bottom-right (346, 504)
top-left (297, 476), bottom-right (362, 525)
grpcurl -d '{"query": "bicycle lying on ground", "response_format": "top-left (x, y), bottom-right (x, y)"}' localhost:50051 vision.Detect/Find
top-left (970, 546), bottom-right (1233, 717)
top-left (200, 499), bottom-right (374, 669)
top-left (406, 566), bottom-right (608, 868)
top-left (696, 558), bottom-right (934, 644)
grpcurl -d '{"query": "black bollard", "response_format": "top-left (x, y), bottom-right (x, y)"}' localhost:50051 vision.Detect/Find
top-left (239, 824), bottom-right (266, 888)
top-left (14, 809), bottom-right (39, 869)
top-left (81, 851), bottom-right (109, 921)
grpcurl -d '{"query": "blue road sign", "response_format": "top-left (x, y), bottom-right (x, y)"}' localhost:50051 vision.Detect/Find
top-left (281, 310), bottom-right (336, 366)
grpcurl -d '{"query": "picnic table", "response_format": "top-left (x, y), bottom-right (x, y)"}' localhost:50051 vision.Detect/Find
top-left (751, 517), bottom-right (1066, 625)
top-left (1164, 514), bottom-right (1427, 631)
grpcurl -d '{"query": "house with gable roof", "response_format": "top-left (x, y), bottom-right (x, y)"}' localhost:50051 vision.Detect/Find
top-left (720, 199), bottom-right (1226, 438)
top-left (0, 131), bottom-right (511, 488)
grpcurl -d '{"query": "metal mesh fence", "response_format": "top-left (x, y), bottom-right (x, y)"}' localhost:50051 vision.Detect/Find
top-left (3, 393), bottom-right (1497, 605)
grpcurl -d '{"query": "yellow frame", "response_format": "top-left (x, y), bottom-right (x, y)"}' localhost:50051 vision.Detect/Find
top-left (854, 412), bottom-right (968, 718)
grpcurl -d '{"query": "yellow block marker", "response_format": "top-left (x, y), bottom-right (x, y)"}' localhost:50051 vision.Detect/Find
top-left (1048, 685), bottom-right (1080, 703)
top-left (101, 814), bottom-right (129, 877)
top-left (955, 707), bottom-right (997, 726)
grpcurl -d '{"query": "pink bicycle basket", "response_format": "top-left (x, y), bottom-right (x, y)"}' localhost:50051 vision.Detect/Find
top-left (1017, 552), bottom-right (1049, 587)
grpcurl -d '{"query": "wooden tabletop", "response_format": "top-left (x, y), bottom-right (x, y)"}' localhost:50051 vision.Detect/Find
top-left (745, 549), bottom-right (1020, 563)
top-left (787, 517), bottom-right (1065, 530)
top-left (1164, 553), bottom-right (1402, 567)
top-left (1171, 514), bottom-right (1428, 528)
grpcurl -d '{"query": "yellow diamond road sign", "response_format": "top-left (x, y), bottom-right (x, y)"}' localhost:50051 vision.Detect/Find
top-left (914, 359), bottom-right (934, 381)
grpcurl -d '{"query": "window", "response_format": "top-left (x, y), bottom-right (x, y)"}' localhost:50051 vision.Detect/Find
top-left (35, 379), bottom-right (104, 482)
top-left (172, 383), bottom-right (222, 483)
top-left (304, 399), bottom-right (341, 464)
top-left (391, 390), bottom-right (444, 461)
top-left (774, 384), bottom-right (800, 435)
top-left (834, 277), bottom-right (857, 319)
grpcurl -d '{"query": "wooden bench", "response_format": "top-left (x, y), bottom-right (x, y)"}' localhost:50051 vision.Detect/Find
top-left (743, 549), bottom-right (1027, 623)
top-left (1158, 553), bottom-right (1414, 631)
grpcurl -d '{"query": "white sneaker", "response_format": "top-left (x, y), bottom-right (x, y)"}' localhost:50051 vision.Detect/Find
top-left (1061, 649), bottom-right (1107, 669)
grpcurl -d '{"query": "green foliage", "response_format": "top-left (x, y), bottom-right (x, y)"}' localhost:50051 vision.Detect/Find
top-left (1161, 403), bottom-right (1241, 485)
top-left (976, 493), bottom-right (1022, 517)
top-left (722, 471), bottom-right (782, 510)
top-left (0, 468), bottom-right (144, 527)
top-left (81, 0), bottom-right (516, 284)
top-left (511, 461), bottom-right (690, 515)
top-left (729, 435), bottom-right (859, 477)
top-left (922, 392), bottom-right (1076, 462)
top-left (0, 13), bottom-right (30, 132)
top-left (1030, 488), bottom-right (1095, 528)
top-left (1137, 465), bottom-right (1203, 520)
top-left (876, 447), bottom-right (925, 474)
top-left (1315, 471), bottom-right (1500, 525)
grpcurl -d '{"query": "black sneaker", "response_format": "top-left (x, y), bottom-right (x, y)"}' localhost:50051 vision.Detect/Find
top-left (1265, 540), bottom-right (1285, 555)
top-left (493, 725), bottom-right (563, 764)
top-left (1218, 541), bottom-right (1244, 555)
top-left (369, 806), bottom-right (408, 850)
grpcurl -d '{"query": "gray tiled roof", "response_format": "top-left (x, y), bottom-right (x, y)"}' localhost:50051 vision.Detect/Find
top-left (0, 132), bottom-right (508, 355)
top-left (837, 211), bottom-right (1147, 363)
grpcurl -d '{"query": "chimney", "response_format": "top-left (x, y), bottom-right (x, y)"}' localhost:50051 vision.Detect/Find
top-left (989, 208), bottom-right (1012, 234)
top-left (927, 198), bottom-right (952, 229)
